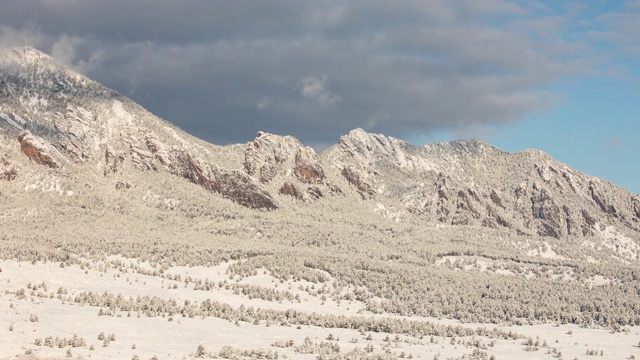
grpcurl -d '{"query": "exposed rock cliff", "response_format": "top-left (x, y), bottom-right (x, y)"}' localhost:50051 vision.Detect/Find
top-left (243, 131), bottom-right (340, 201)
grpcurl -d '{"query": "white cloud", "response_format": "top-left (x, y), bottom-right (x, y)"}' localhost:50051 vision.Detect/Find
top-left (298, 76), bottom-right (342, 108)
top-left (0, 24), bottom-right (45, 49)
top-left (257, 98), bottom-right (269, 110)
top-left (51, 34), bottom-right (104, 74)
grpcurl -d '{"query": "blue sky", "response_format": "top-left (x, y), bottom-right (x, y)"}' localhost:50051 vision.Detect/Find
top-left (0, 0), bottom-right (638, 193)
top-left (493, 1), bottom-right (640, 194)
top-left (414, 66), bottom-right (640, 194)
top-left (489, 77), bottom-right (639, 194)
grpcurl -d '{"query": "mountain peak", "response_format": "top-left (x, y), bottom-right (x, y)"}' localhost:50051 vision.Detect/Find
top-left (342, 127), bottom-right (404, 144)
top-left (1, 46), bottom-right (54, 66)
top-left (425, 138), bottom-right (498, 156)
top-left (338, 128), bottom-right (407, 155)
top-left (17, 46), bottom-right (51, 59)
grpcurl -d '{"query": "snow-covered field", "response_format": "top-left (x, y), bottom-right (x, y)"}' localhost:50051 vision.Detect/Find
top-left (2, 258), bottom-right (639, 360)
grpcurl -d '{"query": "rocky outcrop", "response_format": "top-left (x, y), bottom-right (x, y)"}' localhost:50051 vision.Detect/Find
top-left (332, 128), bottom-right (427, 170)
top-left (144, 131), bottom-right (172, 168)
top-left (243, 131), bottom-right (340, 201)
top-left (18, 131), bottom-right (58, 168)
top-left (104, 145), bottom-right (125, 176)
top-left (633, 198), bottom-right (640, 223)
top-left (244, 132), bottom-right (297, 183)
top-left (451, 190), bottom-right (480, 225)
top-left (307, 186), bottom-right (323, 200)
top-left (589, 181), bottom-right (618, 218)
top-left (279, 182), bottom-right (329, 202)
top-left (294, 147), bottom-right (325, 184)
top-left (120, 132), bottom-right (156, 171)
top-left (244, 131), bottom-right (329, 184)
top-left (581, 210), bottom-right (597, 236)
top-left (530, 185), bottom-right (562, 238)
top-left (341, 166), bottom-right (375, 199)
top-left (209, 168), bottom-right (278, 210)
top-left (158, 146), bottom-right (278, 210)
top-left (52, 106), bottom-right (96, 162)
top-left (490, 190), bottom-right (505, 209)
top-left (279, 182), bottom-right (305, 200)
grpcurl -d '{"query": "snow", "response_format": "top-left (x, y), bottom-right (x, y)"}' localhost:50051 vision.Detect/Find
top-left (2, 258), bottom-right (639, 360)
top-left (0, 112), bottom-right (24, 131)
top-left (599, 225), bottom-right (640, 260)
top-left (24, 175), bottom-right (73, 196)
top-left (112, 100), bottom-right (134, 127)
top-left (164, 126), bottom-right (191, 150)
top-left (527, 242), bottom-right (565, 260)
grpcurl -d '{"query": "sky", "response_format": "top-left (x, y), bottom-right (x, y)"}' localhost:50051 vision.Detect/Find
top-left (0, 0), bottom-right (638, 194)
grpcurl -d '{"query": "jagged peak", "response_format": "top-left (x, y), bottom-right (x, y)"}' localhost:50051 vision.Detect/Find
top-left (254, 130), bottom-right (304, 146)
top-left (339, 129), bottom-right (501, 158)
top-left (338, 128), bottom-right (408, 156)
top-left (424, 138), bottom-right (500, 156)
top-left (341, 128), bottom-right (405, 146)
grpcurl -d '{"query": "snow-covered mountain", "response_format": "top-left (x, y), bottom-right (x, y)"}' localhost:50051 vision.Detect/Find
top-left (1, 46), bottom-right (639, 248)
top-left (325, 129), bottom-right (640, 241)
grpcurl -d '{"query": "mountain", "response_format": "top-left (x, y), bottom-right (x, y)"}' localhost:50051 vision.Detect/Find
top-left (2, 46), bottom-right (638, 246)
top-left (326, 129), bottom-right (640, 241)
top-left (4, 46), bottom-right (640, 359)
top-left (0, 46), bottom-right (277, 210)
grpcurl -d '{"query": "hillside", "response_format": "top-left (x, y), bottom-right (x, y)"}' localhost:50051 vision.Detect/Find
top-left (2, 46), bottom-right (640, 360)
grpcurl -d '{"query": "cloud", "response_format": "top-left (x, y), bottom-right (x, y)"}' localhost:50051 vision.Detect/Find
top-left (0, 24), bottom-right (45, 49)
top-left (0, 0), bottom-right (625, 148)
top-left (50, 34), bottom-right (106, 75)
top-left (298, 76), bottom-right (342, 108)
top-left (257, 98), bottom-right (270, 110)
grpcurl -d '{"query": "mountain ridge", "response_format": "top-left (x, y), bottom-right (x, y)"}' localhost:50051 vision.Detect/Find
top-left (1, 46), bottom-right (639, 246)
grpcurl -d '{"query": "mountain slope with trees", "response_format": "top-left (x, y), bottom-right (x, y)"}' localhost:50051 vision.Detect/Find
top-left (2, 46), bottom-right (640, 359)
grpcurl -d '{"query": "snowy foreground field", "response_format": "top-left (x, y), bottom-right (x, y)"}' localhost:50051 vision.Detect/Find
top-left (2, 258), bottom-right (639, 360)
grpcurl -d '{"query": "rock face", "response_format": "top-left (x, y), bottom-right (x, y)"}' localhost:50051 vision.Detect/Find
top-left (325, 128), bottom-right (640, 240)
top-left (2, 46), bottom-right (640, 244)
top-left (104, 145), bottom-right (125, 175)
top-left (243, 131), bottom-right (340, 201)
top-left (167, 149), bottom-right (277, 210)
top-left (18, 131), bottom-right (58, 168)
top-left (294, 147), bottom-right (326, 184)
top-left (244, 131), bottom-right (294, 184)
top-left (341, 166), bottom-right (375, 199)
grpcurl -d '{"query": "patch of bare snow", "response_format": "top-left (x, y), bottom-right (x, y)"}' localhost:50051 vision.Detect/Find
top-left (599, 225), bottom-right (640, 259)
top-left (112, 100), bottom-right (134, 127)
top-left (527, 242), bottom-right (566, 260)
top-left (24, 175), bottom-right (72, 196)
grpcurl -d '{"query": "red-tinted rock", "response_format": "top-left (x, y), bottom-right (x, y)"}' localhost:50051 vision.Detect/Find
top-left (18, 131), bottom-right (58, 168)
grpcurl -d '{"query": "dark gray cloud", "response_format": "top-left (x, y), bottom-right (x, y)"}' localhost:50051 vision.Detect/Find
top-left (0, 0), bottom-right (617, 148)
